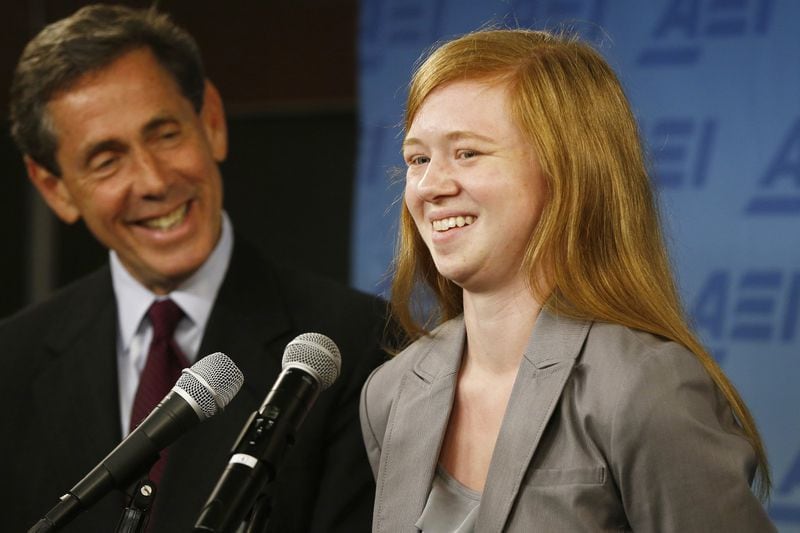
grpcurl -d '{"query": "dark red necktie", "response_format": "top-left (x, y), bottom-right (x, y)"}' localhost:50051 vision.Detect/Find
top-left (129, 298), bottom-right (189, 485)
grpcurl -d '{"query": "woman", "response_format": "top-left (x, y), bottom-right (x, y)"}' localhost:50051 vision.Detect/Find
top-left (359, 28), bottom-right (774, 532)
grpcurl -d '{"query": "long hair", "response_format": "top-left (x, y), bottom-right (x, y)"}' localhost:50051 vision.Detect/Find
top-left (390, 28), bottom-right (770, 497)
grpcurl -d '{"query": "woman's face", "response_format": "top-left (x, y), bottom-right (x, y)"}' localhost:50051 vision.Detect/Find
top-left (403, 80), bottom-right (547, 293)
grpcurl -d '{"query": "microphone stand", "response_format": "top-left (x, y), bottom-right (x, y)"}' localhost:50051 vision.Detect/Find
top-left (194, 369), bottom-right (320, 532)
top-left (242, 492), bottom-right (272, 533)
top-left (114, 479), bottom-right (157, 533)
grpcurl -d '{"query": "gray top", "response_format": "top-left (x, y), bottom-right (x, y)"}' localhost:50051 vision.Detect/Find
top-left (415, 466), bottom-right (481, 532)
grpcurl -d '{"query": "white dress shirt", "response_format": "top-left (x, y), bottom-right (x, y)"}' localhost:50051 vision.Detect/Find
top-left (111, 212), bottom-right (234, 436)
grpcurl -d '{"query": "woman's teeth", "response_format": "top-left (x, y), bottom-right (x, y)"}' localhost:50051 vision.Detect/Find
top-left (432, 215), bottom-right (475, 232)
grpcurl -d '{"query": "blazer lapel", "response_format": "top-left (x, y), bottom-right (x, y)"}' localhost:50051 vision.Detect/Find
top-left (32, 268), bottom-right (125, 525)
top-left (35, 267), bottom-right (121, 461)
top-left (475, 309), bottom-right (591, 532)
top-left (195, 239), bottom-right (292, 398)
top-left (373, 318), bottom-right (466, 533)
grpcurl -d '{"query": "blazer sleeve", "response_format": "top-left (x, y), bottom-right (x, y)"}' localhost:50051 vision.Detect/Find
top-left (609, 342), bottom-right (775, 532)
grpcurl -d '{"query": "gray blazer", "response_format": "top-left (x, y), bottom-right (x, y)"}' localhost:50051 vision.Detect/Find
top-left (360, 309), bottom-right (775, 532)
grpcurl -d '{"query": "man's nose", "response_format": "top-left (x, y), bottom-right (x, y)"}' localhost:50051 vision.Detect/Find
top-left (131, 148), bottom-right (171, 198)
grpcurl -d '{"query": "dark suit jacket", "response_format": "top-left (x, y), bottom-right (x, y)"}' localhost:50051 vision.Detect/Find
top-left (361, 310), bottom-right (775, 532)
top-left (0, 238), bottom-right (388, 532)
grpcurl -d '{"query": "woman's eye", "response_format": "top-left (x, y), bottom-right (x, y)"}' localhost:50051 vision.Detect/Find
top-left (457, 150), bottom-right (478, 159)
top-left (407, 155), bottom-right (430, 166)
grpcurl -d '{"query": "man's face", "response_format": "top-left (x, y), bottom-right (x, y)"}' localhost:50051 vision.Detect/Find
top-left (28, 47), bottom-right (227, 294)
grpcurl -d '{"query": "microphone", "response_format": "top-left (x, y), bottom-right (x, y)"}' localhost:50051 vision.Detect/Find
top-left (30, 352), bottom-right (244, 533)
top-left (194, 333), bottom-right (341, 532)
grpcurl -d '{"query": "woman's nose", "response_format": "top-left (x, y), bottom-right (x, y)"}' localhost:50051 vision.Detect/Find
top-left (415, 158), bottom-right (459, 201)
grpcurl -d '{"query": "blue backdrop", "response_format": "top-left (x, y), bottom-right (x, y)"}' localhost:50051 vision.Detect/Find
top-left (351, 0), bottom-right (799, 529)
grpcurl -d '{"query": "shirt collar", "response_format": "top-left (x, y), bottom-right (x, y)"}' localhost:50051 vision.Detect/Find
top-left (111, 211), bottom-right (234, 352)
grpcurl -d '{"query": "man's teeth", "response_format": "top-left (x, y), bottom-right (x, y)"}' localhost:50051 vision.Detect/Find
top-left (142, 204), bottom-right (188, 230)
top-left (432, 215), bottom-right (475, 232)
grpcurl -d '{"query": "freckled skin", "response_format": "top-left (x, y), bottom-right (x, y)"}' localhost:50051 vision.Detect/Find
top-left (403, 80), bottom-right (547, 293)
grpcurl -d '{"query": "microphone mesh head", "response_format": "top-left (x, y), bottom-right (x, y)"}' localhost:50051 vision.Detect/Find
top-left (175, 352), bottom-right (244, 419)
top-left (283, 333), bottom-right (341, 390)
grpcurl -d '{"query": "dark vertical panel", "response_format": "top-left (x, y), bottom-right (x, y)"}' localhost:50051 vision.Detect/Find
top-left (222, 112), bottom-right (356, 283)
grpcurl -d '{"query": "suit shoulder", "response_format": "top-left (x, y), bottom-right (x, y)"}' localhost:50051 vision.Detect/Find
top-left (582, 321), bottom-right (700, 376)
top-left (273, 263), bottom-right (388, 333)
top-left (0, 267), bottom-right (113, 395)
top-left (0, 267), bottom-right (112, 346)
top-left (277, 263), bottom-right (382, 307)
top-left (577, 321), bottom-right (718, 430)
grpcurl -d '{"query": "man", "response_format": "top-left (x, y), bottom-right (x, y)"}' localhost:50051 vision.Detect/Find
top-left (0, 5), bottom-right (387, 531)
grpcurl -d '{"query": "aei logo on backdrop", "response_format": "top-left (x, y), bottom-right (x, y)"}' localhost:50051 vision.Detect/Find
top-left (691, 270), bottom-right (799, 362)
top-left (638, 0), bottom-right (776, 66)
top-left (643, 118), bottom-right (716, 189)
top-left (645, 115), bottom-right (800, 215)
top-left (362, 0), bottom-right (611, 53)
top-left (506, 0), bottom-right (608, 39)
top-left (690, 268), bottom-right (800, 521)
top-left (746, 118), bottom-right (800, 215)
top-left (636, 4), bottom-right (798, 518)
top-left (359, 0), bottom-right (446, 72)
